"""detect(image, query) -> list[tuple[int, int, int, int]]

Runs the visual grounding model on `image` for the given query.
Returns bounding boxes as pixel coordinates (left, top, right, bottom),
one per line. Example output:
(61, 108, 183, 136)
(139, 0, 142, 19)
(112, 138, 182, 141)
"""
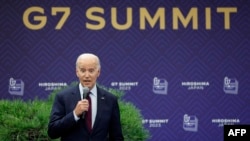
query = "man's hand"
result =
(74, 99, 89, 117)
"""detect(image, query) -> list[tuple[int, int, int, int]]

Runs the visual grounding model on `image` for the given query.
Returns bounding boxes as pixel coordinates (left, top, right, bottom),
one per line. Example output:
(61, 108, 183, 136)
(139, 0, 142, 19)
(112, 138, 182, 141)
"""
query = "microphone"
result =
(81, 87, 89, 119)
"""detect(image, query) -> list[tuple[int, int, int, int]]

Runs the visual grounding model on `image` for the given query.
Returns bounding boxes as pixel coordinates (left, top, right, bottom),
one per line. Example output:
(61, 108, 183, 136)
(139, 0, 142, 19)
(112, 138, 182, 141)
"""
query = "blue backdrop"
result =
(1, 0, 250, 140)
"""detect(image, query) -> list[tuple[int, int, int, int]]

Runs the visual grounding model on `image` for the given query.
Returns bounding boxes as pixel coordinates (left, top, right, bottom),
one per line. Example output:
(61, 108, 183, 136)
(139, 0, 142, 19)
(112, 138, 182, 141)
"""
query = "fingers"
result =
(74, 99, 89, 116)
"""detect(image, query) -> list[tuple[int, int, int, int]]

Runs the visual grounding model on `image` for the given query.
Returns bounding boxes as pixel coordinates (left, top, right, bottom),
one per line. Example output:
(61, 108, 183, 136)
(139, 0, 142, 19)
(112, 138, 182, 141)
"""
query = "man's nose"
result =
(85, 71, 91, 76)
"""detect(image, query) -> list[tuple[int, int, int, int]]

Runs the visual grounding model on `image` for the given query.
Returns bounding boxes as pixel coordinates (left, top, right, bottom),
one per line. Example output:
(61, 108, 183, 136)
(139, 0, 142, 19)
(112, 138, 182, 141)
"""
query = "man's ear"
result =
(97, 69, 101, 77)
(76, 69, 79, 77)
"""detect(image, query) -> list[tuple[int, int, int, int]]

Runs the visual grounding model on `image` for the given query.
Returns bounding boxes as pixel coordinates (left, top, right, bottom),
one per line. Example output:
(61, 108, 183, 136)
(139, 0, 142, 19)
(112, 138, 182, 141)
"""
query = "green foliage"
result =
(0, 98, 56, 141)
(0, 84, 150, 141)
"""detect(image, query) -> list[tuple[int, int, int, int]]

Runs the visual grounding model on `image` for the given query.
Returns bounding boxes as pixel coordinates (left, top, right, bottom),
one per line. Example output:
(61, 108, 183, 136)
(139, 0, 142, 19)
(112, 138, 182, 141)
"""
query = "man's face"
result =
(76, 56, 100, 90)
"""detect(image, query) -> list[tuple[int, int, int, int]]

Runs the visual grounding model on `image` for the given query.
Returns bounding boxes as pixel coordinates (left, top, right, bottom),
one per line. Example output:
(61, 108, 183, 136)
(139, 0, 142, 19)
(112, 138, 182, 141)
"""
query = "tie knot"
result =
(87, 92, 91, 98)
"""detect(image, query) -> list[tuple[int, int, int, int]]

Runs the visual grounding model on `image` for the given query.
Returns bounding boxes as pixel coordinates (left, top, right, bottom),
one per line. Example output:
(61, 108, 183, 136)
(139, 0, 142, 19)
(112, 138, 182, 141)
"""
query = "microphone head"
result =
(83, 87, 89, 94)
(82, 87, 89, 99)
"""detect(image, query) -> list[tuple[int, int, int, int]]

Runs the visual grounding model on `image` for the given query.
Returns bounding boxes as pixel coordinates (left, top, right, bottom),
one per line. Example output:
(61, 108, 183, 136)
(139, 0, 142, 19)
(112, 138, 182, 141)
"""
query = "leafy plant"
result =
(0, 84, 150, 141)
(0, 98, 55, 141)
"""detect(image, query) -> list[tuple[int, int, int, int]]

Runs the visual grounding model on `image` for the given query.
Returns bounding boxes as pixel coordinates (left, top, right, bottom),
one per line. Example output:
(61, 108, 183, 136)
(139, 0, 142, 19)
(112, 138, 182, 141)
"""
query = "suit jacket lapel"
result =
(72, 85, 81, 101)
(92, 87, 105, 130)
(69, 85, 92, 133)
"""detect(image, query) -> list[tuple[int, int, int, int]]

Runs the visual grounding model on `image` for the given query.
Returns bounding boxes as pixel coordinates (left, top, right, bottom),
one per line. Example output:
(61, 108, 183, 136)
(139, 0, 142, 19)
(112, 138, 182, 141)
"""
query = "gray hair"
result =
(75, 53, 101, 69)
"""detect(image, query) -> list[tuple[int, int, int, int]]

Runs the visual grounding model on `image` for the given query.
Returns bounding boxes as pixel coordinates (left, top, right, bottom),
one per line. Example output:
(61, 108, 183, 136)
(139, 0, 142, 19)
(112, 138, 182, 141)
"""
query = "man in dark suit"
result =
(48, 53, 124, 141)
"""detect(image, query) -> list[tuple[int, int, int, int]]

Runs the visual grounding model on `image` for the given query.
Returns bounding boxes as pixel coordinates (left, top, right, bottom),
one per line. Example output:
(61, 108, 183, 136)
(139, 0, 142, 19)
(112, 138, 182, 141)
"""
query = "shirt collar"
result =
(79, 83, 97, 97)
(90, 85, 97, 97)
